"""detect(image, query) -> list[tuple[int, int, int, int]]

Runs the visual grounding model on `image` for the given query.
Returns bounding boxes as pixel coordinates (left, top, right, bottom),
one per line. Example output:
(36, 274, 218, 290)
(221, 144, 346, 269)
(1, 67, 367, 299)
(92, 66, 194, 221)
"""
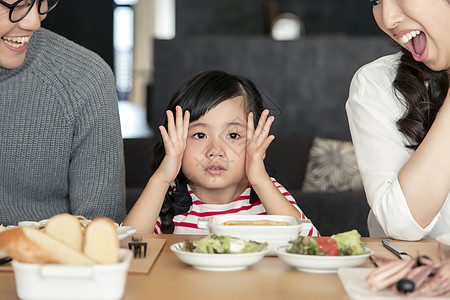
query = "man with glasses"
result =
(0, 0, 127, 225)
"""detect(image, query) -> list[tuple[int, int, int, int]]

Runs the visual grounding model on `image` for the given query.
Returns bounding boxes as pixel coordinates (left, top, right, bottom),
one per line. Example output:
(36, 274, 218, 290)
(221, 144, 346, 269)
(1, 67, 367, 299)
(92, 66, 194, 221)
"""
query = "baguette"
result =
(0, 227, 95, 265)
(45, 213, 83, 252)
(83, 218, 119, 264)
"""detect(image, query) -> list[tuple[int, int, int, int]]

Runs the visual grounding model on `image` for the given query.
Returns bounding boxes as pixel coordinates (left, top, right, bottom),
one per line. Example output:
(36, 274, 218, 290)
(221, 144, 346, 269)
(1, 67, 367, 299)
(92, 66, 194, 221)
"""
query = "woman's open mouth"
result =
(398, 30, 428, 62)
(2, 36, 30, 49)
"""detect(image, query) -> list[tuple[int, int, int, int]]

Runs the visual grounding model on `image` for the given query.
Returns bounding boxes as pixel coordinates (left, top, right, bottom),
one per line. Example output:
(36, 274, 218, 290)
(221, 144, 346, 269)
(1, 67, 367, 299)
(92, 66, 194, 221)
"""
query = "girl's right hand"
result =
(156, 106, 190, 184)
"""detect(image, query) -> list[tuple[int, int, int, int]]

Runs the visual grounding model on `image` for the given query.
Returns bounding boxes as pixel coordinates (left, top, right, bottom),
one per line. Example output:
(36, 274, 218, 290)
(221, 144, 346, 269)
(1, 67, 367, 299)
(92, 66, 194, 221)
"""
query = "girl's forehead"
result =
(192, 97, 247, 125)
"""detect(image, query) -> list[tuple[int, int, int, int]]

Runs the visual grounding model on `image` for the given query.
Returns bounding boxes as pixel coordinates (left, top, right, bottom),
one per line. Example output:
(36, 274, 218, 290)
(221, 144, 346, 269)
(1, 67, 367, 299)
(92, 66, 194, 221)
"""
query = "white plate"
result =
(436, 232, 450, 246)
(170, 242, 268, 272)
(338, 267, 439, 300)
(6, 220, 136, 241)
(117, 226, 137, 241)
(276, 246, 373, 274)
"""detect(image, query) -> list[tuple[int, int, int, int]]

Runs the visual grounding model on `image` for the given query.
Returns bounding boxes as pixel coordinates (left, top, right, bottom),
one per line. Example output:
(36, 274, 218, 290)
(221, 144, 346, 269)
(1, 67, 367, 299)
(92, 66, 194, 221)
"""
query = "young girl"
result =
(124, 70, 318, 235)
(346, 0, 450, 240)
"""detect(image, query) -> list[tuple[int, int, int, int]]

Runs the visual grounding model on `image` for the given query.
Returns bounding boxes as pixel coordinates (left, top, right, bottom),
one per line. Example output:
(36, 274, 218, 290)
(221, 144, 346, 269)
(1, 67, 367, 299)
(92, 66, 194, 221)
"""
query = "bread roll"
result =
(45, 213, 83, 252)
(0, 227, 94, 265)
(83, 218, 119, 264)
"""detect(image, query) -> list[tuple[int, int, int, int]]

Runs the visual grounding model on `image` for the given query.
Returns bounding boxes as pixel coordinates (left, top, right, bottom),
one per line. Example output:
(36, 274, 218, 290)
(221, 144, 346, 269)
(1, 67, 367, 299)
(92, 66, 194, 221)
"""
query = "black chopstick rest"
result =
(0, 256, 12, 265)
(128, 236, 147, 258)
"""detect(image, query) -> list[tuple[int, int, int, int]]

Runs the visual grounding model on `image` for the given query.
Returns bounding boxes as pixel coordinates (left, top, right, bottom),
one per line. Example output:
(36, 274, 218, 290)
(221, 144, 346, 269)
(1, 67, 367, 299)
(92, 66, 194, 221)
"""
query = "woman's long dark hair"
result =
(152, 70, 265, 233)
(394, 48, 449, 149)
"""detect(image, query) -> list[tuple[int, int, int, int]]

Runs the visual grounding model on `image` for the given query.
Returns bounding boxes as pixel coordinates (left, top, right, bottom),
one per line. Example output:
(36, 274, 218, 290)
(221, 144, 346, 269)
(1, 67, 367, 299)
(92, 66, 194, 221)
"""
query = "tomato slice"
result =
(316, 237, 339, 256)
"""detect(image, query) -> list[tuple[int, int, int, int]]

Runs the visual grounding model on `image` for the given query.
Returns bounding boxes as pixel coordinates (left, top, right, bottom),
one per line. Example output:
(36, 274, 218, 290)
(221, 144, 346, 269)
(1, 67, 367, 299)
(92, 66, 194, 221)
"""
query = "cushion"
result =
(302, 137, 363, 192)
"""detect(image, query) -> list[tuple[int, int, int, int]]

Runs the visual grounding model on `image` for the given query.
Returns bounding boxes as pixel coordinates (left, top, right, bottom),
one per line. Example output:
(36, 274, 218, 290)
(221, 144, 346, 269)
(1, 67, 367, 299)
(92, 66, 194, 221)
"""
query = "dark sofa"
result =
(124, 34, 397, 237)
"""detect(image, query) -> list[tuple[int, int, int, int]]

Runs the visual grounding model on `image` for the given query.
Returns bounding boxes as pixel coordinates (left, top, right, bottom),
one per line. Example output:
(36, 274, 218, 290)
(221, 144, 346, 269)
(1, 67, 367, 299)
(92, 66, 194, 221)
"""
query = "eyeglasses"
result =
(0, 0, 59, 23)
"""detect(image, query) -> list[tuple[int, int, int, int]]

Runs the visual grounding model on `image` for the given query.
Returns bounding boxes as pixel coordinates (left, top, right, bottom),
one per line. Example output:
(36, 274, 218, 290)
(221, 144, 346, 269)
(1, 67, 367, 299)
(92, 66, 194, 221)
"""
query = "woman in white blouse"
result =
(346, 0, 450, 240)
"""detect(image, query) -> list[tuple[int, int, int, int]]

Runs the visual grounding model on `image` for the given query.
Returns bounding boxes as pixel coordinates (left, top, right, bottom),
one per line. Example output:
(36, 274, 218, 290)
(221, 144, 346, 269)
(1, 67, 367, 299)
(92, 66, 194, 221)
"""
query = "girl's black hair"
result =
(152, 70, 265, 233)
(393, 48, 449, 149)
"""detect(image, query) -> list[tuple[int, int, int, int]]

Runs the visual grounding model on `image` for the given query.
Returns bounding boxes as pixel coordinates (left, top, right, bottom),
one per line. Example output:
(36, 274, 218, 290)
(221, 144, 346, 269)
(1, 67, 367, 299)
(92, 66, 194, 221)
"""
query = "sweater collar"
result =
(0, 28, 45, 82)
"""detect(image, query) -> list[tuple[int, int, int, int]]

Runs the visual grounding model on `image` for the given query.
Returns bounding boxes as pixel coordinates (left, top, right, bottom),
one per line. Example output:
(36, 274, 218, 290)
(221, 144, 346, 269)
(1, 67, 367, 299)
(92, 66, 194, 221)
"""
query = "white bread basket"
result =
(12, 248, 132, 300)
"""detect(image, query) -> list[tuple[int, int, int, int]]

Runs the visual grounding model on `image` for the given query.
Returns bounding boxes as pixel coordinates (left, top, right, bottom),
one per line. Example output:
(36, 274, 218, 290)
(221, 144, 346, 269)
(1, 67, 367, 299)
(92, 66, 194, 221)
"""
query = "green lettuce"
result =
(286, 230, 369, 256)
(286, 236, 319, 255)
(185, 235, 267, 254)
(331, 229, 368, 255)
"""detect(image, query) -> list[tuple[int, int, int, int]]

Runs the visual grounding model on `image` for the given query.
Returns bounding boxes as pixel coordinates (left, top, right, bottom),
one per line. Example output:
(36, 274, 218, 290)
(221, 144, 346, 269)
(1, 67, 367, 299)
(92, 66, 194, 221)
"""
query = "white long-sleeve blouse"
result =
(346, 52, 450, 241)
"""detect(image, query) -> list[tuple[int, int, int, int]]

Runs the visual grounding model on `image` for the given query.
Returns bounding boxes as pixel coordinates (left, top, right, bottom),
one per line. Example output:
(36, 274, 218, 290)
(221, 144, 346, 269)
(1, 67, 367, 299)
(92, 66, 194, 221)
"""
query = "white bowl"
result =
(276, 246, 373, 274)
(197, 215, 313, 256)
(170, 242, 268, 272)
(12, 249, 132, 300)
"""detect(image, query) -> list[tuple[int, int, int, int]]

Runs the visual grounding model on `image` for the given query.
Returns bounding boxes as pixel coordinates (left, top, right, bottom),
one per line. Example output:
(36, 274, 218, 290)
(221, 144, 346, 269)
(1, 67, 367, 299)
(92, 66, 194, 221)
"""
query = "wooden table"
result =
(0, 235, 448, 300)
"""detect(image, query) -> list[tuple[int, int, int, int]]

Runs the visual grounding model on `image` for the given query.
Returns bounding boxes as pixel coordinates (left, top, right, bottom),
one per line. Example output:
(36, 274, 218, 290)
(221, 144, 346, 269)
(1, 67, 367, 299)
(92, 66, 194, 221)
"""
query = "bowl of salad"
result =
(276, 230, 373, 274)
(170, 235, 269, 271)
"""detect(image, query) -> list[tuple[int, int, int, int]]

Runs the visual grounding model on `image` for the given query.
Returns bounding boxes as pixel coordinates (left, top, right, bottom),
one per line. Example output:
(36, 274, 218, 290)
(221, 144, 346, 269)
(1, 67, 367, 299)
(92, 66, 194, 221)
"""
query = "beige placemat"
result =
(123, 238, 166, 274)
(0, 238, 166, 274)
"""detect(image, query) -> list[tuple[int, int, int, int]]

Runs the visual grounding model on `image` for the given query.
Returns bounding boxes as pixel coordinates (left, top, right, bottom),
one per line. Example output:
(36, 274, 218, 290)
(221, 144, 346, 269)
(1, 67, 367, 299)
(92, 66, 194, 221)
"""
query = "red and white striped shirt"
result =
(154, 177, 319, 236)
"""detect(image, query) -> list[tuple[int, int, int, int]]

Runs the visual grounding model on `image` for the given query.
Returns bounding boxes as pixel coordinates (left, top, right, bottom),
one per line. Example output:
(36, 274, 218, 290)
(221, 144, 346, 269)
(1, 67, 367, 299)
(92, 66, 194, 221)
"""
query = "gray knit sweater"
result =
(0, 28, 126, 225)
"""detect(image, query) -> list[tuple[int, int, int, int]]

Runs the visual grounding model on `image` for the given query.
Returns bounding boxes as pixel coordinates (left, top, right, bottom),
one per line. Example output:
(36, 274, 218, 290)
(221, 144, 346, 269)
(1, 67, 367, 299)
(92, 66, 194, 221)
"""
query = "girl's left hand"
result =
(245, 109, 275, 186)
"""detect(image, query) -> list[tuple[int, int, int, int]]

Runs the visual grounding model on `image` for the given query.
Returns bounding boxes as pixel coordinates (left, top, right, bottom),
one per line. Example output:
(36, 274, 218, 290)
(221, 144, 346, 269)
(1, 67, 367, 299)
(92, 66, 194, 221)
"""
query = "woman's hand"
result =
(245, 109, 275, 186)
(156, 106, 190, 184)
